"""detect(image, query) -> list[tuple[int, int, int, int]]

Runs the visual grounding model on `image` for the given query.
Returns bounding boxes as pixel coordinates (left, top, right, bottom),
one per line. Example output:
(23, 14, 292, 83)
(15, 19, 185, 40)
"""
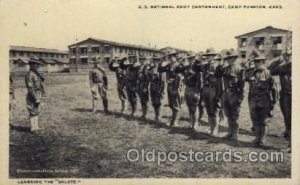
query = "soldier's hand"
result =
(268, 110, 273, 118)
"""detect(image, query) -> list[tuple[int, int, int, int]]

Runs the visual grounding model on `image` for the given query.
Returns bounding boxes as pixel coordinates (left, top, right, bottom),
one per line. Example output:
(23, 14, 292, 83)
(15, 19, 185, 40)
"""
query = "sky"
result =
(1, 0, 299, 52)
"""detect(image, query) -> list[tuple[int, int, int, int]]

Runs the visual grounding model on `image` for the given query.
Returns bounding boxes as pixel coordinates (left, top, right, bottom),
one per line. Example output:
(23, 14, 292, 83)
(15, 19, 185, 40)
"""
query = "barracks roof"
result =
(235, 26, 292, 39)
(10, 46, 68, 54)
(68, 38, 161, 52)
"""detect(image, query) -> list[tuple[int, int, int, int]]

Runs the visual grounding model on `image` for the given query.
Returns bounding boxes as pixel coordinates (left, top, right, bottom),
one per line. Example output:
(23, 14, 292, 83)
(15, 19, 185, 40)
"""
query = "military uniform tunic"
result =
(126, 67, 139, 104)
(25, 70, 46, 116)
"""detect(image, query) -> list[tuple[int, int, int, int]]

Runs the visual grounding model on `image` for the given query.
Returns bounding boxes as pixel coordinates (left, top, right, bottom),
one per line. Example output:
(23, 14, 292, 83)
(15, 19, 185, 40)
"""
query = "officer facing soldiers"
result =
(125, 54, 140, 117)
(181, 53, 202, 130)
(138, 56, 151, 120)
(246, 54, 278, 146)
(89, 57, 108, 113)
(219, 50, 245, 140)
(269, 49, 291, 151)
(25, 58, 47, 133)
(159, 50, 184, 127)
(201, 48, 223, 136)
(149, 56, 165, 122)
(109, 57, 127, 113)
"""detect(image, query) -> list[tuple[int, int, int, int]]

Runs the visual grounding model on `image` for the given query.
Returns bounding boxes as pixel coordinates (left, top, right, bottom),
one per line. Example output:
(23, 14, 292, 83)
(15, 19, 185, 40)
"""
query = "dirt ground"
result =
(9, 72, 290, 178)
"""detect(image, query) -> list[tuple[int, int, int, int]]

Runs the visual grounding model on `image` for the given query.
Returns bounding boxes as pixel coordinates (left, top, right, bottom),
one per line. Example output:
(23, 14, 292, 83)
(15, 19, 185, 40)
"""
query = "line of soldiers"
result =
(104, 48, 291, 150)
(17, 47, 291, 152)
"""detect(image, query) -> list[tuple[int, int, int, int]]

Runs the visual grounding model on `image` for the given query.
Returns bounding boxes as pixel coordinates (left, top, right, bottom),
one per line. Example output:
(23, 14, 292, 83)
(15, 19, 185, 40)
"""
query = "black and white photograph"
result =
(1, 0, 299, 184)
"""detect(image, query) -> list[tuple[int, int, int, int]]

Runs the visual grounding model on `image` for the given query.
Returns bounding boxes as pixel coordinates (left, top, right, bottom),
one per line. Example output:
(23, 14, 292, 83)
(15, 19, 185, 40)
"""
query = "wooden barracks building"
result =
(235, 26, 292, 60)
(68, 38, 162, 72)
(9, 46, 69, 73)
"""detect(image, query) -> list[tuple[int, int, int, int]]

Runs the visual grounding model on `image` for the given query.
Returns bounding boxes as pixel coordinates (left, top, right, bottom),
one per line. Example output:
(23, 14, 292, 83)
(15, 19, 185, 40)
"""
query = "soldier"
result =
(268, 50, 291, 151)
(219, 50, 245, 140)
(138, 56, 151, 120)
(89, 57, 108, 113)
(201, 48, 223, 136)
(149, 56, 165, 122)
(181, 53, 202, 130)
(246, 54, 278, 146)
(25, 58, 47, 133)
(109, 57, 127, 113)
(125, 54, 140, 117)
(159, 50, 184, 127)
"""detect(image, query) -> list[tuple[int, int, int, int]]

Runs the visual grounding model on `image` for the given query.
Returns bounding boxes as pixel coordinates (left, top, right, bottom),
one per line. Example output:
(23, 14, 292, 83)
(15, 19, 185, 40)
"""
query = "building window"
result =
(255, 37, 265, 50)
(12, 51, 16, 57)
(19, 51, 24, 56)
(272, 37, 283, 49)
(80, 48, 87, 55)
(81, 58, 88, 65)
(91, 47, 100, 54)
(103, 46, 110, 53)
(119, 48, 123, 53)
(240, 38, 247, 47)
(71, 48, 76, 55)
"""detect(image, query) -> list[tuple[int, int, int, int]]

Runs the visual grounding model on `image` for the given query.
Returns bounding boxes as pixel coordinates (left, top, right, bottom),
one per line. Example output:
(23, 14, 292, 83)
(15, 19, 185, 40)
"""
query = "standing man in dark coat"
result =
(25, 58, 47, 133)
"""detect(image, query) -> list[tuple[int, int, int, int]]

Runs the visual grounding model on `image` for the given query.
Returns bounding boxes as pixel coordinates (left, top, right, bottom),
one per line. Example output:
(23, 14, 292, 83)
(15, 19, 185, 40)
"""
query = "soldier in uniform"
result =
(219, 50, 245, 140)
(182, 53, 202, 130)
(25, 58, 47, 133)
(246, 54, 278, 146)
(109, 57, 127, 113)
(89, 57, 108, 113)
(201, 48, 223, 136)
(159, 50, 184, 127)
(269, 50, 291, 151)
(149, 56, 165, 122)
(125, 54, 140, 117)
(138, 56, 151, 120)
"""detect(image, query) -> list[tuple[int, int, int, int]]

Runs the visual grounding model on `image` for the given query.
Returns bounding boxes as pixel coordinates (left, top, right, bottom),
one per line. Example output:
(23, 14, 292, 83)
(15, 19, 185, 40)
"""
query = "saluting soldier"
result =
(89, 57, 108, 113)
(246, 53, 278, 146)
(109, 57, 128, 113)
(159, 50, 184, 127)
(201, 48, 223, 136)
(268, 49, 291, 151)
(25, 58, 47, 133)
(149, 56, 165, 122)
(138, 56, 151, 120)
(181, 53, 202, 130)
(125, 54, 140, 117)
(219, 50, 245, 140)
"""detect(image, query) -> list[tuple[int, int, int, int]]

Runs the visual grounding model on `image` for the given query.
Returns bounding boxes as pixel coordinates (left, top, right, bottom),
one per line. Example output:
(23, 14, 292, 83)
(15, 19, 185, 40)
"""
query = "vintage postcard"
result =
(0, 0, 299, 184)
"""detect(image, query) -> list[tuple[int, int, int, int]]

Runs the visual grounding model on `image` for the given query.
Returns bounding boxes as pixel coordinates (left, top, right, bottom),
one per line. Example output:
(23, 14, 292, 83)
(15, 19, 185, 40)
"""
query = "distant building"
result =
(9, 46, 69, 73)
(68, 38, 162, 72)
(160, 47, 190, 58)
(235, 26, 292, 60)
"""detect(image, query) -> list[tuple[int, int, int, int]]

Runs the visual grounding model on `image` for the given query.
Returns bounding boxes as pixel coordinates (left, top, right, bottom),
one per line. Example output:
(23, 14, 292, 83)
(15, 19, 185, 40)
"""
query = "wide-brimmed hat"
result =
(132, 61, 141, 68)
(203, 47, 217, 56)
(167, 49, 177, 56)
(225, 50, 239, 59)
(28, 58, 43, 65)
(253, 54, 266, 61)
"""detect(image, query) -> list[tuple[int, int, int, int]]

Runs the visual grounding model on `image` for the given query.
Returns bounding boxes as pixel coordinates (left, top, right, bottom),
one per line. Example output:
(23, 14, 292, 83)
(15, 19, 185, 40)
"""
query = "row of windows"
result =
(10, 51, 68, 58)
(239, 36, 283, 48)
(70, 46, 157, 56)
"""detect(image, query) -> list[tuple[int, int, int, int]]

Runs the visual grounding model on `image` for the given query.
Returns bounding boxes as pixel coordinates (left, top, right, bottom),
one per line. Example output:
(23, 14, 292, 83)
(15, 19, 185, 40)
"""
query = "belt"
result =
(203, 84, 215, 88)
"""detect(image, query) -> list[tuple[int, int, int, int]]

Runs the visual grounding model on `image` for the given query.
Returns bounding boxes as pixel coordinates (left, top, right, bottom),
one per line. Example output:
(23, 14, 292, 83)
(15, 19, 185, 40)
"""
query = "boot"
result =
(30, 116, 35, 132)
(170, 109, 179, 127)
(92, 99, 96, 113)
(251, 125, 260, 144)
(230, 119, 239, 140)
(154, 107, 161, 122)
(198, 106, 204, 123)
(103, 98, 109, 113)
(131, 102, 137, 117)
(141, 105, 147, 120)
(121, 101, 126, 113)
(210, 116, 219, 136)
(223, 119, 233, 139)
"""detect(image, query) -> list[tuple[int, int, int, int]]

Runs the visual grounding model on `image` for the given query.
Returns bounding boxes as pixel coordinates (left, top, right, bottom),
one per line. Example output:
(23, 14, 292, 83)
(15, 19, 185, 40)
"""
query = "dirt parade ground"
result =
(9, 72, 290, 178)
